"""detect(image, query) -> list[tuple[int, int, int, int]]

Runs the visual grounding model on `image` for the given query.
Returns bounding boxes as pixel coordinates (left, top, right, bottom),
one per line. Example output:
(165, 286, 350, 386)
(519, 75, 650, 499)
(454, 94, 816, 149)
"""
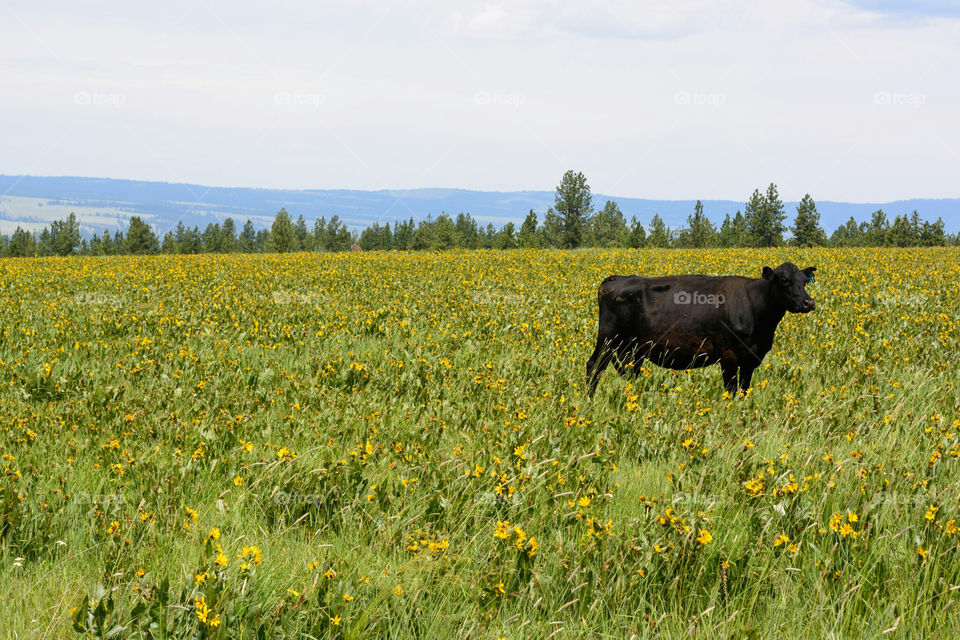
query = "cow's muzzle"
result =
(801, 299, 815, 313)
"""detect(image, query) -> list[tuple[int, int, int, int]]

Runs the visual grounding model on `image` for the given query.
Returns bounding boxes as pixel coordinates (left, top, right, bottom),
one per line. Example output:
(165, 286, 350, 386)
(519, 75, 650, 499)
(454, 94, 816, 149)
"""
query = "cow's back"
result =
(598, 274, 755, 366)
(601, 274, 751, 324)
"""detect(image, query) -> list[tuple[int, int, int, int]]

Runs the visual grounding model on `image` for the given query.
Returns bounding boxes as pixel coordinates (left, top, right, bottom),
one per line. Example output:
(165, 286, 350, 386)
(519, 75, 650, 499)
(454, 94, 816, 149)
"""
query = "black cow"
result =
(586, 262, 816, 397)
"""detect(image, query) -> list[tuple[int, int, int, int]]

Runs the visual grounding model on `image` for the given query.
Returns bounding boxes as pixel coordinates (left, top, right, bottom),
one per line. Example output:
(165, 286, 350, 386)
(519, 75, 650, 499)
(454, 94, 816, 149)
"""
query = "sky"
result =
(1, 0, 959, 203)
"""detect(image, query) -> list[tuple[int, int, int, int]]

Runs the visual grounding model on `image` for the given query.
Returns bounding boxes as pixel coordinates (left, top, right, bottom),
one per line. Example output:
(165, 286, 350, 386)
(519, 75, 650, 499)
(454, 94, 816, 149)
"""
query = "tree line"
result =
(1, 171, 955, 257)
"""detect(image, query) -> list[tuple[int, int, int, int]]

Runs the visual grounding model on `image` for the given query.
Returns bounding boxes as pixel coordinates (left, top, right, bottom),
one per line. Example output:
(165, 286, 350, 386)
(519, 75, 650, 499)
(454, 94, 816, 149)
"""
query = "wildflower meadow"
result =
(1, 247, 959, 638)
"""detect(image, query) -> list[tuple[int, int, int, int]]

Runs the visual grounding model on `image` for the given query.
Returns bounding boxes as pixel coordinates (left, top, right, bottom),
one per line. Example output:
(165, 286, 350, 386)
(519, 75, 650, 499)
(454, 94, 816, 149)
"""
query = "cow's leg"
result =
(586, 336, 615, 398)
(611, 357, 628, 377)
(720, 359, 738, 393)
(612, 340, 637, 378)
(738, 365, 756, 391)
(629, 353, 645, 379)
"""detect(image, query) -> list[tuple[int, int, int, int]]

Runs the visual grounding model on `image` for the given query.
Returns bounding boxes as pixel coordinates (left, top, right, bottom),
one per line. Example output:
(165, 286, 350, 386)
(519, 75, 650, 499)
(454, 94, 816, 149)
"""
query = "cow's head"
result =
(762, 262, 816, 313)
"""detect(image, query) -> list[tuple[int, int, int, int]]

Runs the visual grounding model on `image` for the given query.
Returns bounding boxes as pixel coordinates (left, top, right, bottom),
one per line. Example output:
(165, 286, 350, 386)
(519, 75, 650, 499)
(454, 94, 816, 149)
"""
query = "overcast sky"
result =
(2, 0, 959, 202)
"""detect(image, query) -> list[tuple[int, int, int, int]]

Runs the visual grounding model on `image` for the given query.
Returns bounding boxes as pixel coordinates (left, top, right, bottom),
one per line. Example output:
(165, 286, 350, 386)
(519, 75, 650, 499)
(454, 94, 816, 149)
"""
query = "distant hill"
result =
(1, 174, 957, 235)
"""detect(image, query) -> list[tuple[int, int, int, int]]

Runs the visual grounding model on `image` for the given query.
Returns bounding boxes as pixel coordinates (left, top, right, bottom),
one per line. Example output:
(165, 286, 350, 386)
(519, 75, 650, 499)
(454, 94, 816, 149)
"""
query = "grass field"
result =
(2, 248, 959, 638)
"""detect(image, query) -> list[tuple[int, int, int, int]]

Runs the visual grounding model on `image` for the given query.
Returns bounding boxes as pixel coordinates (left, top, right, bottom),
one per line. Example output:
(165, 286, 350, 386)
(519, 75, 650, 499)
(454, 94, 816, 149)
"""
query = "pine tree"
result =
(554, 170, 593, 248)
(482, 223, 497, 249)
(221, 218, 237, 253)
(541, 208, 564, 248)
(454, 213, 479, 248)
(517, 210, 541, 248)
(382, 223, 394, 250)
(202, 223, 222, 252)
(628, 217, 646, 248)
(124, 216, 159, 254)
(269, 208, 295, 253)
(239, 220, 257, 252)
(88, 232, 102, 256)
(889, 214, 919, 247)
(8, 227, 36, 257)
(496, 222, 517, 249)
(101, 229, 115, 255)
(830, 217, 863, 247)
(254, 229, 269, 251)
(294, 215, 310, 251)
(745, 184, 786, 247)
(411, 216, 436, 250)
(589, 200, 629, 247)
(312, 218, 327, 251)
(865, 210, 888, 246)
(683, 200, 715, 248)
(433, 214, 457, 249)
(790, 194, 827, 246)
(920, 217, 945, 246)
(359, 223, 384, 250)
(38, 227, 54, 256)
(174, 222, 200, 253)
(718, 213, 734, 247)
(325, 216, 352, 251)
(731, 211, 749, 246)
(161, 232, 177, 253)
(50, 213, 81, 256)
(394, 218, 414, 250)
(648, 214, 671, 248)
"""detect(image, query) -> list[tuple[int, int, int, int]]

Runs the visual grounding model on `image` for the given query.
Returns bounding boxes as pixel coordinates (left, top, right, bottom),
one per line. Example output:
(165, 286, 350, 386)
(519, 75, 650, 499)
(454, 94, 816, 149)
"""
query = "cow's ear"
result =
(803, 266, 816, 283)
(762, 266, 774, 280)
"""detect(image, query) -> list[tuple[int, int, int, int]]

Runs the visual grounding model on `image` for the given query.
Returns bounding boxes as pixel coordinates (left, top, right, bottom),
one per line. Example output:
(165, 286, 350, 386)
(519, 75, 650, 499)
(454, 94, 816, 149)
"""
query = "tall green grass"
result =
(0, 248, 958, 638)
